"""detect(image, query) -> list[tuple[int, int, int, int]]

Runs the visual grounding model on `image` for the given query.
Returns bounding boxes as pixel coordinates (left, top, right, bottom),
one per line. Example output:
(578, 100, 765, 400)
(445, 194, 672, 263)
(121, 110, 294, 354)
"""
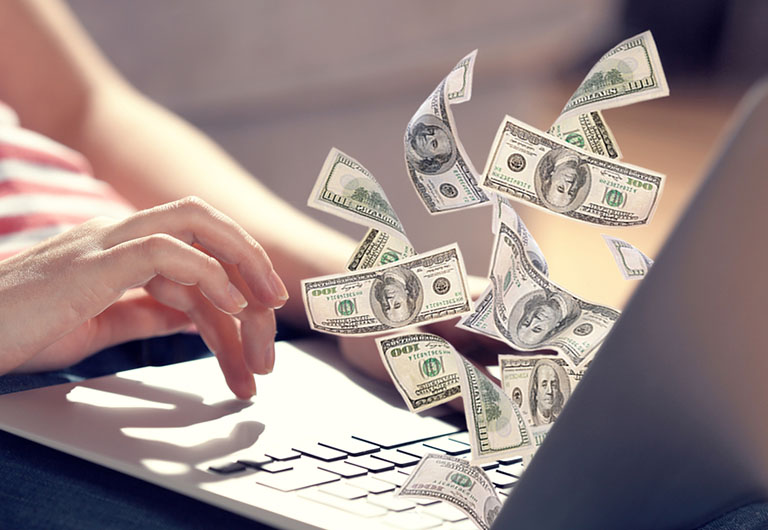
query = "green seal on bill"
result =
(565, 132, 585, 148)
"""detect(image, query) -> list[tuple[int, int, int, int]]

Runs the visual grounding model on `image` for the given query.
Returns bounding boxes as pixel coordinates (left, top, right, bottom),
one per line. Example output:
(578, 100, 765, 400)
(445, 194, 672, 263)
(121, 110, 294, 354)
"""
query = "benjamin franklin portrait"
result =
(405, 114, 457, 175)
(528, 358, 571, 426)
(484, 495, 503, 527)
(534, 148, 591, 213)
(507, 289, 581, 348)
(370, 267, 423, 327)
(527, 250, 549, 277)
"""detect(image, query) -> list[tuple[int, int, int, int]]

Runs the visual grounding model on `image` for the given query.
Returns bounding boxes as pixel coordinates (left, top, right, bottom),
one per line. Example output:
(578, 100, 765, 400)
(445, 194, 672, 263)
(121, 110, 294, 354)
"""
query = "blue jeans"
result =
(697, 504, 768, 530)
(0, 334, 270, 529)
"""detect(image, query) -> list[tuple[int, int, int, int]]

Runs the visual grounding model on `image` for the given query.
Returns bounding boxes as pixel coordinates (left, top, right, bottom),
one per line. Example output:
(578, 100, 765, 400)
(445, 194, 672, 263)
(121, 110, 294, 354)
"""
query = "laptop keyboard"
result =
(207, 430, 523, 529)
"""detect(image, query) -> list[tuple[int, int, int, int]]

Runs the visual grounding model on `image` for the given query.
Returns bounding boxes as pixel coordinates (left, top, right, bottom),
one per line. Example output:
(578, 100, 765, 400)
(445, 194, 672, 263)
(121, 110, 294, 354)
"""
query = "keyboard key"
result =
(319, 437, 380, 456)
(372, 449, 420, 467)
(480, 461, 499, 471)
(207, 461, 246, 474)
(259, 461, 293, 473)
(422, 436, 470, 456)
(448, 432, 471, 445)
(318, 460, 367, 479)
(346, 455, 395, 473)
(452, 519, 483, 529)
(383, 511, 443, 529)
(414, 498, 440, 506)
(374, 469, 409, 487)
(292, 443, 347, 462)
(256, 467, 339, 492)
(353, 427, 459, 449)
(486, 469, 518, 488)
(236, 454, 272, 468)
(299, 489, 388, 518)
(264, 448, 301, 461)
(319, 482, 368, 500)
(345, 476, 396, 494)
(397, 443, 436, 458)
(497, 456, 523, 465)
(498, 461, 525, 477)
(422, 502, 468, 522)
(367, 493, 416, 512)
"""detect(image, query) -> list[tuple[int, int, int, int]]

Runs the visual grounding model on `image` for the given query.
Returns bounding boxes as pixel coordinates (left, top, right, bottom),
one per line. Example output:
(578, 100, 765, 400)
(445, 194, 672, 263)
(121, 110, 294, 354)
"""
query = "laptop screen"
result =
(493, 79, 768, 530)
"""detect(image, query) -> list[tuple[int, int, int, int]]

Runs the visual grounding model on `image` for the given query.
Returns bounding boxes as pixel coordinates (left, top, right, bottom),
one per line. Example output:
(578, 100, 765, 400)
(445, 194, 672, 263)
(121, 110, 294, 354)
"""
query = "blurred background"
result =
(66, 0, 767, 309)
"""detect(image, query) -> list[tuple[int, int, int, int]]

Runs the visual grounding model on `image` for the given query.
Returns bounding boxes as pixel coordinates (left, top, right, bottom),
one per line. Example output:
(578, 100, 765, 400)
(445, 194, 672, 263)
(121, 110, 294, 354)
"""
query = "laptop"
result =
(495, 78, 768, 529)
(0, 79, 766, 530)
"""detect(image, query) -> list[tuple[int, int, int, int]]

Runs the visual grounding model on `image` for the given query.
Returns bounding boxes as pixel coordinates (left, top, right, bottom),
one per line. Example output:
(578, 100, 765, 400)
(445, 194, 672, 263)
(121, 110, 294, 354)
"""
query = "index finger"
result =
(104, 197, 289, 309)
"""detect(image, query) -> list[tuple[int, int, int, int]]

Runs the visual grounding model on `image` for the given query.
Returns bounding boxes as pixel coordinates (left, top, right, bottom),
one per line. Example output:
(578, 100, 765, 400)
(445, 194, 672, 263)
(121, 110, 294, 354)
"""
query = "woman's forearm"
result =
(72, 86, 356, 328)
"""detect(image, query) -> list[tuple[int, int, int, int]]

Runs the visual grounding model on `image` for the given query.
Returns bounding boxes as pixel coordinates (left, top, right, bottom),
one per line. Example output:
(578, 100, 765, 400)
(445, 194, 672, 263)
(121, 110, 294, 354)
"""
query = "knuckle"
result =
(177, 195, 209, 213)
(240, 238, 272, 272)
(83, 215, 114, 229)
(205, 254, 225, 275)
(77, 216, 114, 241)
(250, 239, 266, 258)
(140, 233, 176, 255)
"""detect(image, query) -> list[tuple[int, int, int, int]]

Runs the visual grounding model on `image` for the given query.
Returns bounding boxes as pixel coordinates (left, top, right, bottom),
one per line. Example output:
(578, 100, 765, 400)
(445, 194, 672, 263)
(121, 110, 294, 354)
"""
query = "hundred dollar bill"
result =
(309, 148, 412, 243)
(346, 227, 415, 271)
(491, 200, 548, 275)
(405, 50, 489, 214)
(490, 220, 620, 366)
(547, 31, 669, 161)
(397, 453, 502, 530)
(549, 110, 622, 160)
(490, 193, 508, 234)
(302, 244, 472, 336)
(457, 286, 499, 341)
(481, 115, 665, 226)
(461, 201, 548, 340)
(499, 353, 589, 448)
(559, 30, 669, 119)
(602, 234, 653, 280)
(375, 332, 460, 412)
(444, 49, 476, 104)
(454, 352, 532, 465)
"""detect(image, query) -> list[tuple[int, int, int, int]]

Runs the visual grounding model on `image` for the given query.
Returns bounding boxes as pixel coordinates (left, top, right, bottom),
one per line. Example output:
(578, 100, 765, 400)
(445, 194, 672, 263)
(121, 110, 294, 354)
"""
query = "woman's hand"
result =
(0, 196, 289, 399)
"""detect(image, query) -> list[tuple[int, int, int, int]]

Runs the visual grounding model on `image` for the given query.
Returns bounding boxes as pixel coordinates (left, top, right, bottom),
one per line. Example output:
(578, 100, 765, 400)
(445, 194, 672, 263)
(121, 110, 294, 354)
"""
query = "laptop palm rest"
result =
(495, 80, 768, 530)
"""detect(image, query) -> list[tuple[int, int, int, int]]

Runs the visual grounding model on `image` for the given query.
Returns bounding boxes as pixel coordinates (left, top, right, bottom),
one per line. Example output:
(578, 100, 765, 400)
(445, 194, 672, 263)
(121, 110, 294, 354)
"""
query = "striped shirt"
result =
(0, 101, 135, 260)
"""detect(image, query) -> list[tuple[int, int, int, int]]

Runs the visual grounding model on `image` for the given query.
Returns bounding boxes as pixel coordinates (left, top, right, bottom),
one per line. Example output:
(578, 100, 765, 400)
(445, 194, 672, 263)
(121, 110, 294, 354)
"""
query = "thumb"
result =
(18, 292, 192, 372)
(89, 291, 193, 348)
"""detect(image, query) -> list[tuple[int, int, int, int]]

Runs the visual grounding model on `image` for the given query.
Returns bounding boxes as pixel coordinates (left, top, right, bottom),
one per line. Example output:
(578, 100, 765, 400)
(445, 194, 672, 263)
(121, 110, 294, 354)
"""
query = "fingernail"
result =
(268, 270, 289, 305)
(264, 342, 275, 374)
(228, 282, 248, 309)
(249, 376, 257, 397)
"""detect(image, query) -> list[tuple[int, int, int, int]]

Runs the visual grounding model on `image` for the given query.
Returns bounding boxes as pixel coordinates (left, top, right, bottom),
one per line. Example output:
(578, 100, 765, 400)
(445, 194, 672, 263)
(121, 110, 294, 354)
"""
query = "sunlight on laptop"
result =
(66, 386, 175, 410)
(120, 425, 219, 448)
(140, 458, 192, 476)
